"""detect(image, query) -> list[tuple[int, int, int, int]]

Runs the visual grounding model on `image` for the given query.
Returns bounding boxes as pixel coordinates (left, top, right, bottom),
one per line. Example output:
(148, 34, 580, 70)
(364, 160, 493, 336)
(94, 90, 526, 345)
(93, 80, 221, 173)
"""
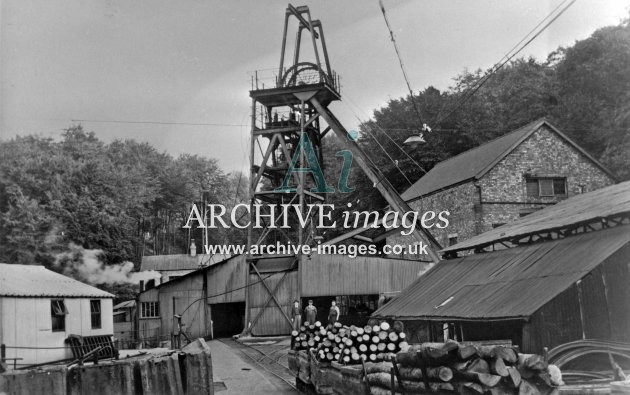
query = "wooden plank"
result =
(248, 266, 293, 333)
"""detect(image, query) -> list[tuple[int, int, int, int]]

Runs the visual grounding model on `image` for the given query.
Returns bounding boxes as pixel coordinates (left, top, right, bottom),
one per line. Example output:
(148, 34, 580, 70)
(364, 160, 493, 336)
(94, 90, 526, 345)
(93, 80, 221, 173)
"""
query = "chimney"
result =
(190, 239, 197, 257)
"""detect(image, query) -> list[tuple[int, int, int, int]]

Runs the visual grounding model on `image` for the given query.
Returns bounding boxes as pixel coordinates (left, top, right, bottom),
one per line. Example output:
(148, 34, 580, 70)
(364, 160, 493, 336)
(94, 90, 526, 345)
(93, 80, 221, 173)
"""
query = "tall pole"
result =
(298, 100, 306, 248)
(244, 97, 257, 334)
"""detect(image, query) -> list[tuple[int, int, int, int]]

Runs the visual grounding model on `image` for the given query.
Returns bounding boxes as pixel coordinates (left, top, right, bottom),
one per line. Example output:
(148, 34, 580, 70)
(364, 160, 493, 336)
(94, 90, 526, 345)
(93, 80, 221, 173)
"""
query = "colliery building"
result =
(388, 118, 615, 252)
(135, 116, 622, 344)
(137, 254, 431, 342)
(139, 253, 229, 286)
(374, 181, 630, 354)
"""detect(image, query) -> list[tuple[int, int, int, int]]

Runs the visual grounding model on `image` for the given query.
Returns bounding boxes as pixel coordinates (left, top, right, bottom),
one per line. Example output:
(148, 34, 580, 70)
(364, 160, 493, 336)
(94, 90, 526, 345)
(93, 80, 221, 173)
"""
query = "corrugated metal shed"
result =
(400, 119, 613, 201)
(140, 253, 230, 271)
(443, 181, 630, 254)
(0, 263, 114, 298)
(301, 254, 431, 297)
(373, 225, 630, 320)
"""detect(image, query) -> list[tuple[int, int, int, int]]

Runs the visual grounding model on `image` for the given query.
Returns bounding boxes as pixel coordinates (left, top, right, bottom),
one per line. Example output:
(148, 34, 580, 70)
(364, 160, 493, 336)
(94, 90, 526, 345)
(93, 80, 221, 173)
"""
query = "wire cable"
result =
(341, 94, 428, 177)
(435, 0, 578, 125)
(378, 0, 426, 129)
(365, 121, 429, 175)
(71, 119, 245, 127)
(360, 121, 414, 186)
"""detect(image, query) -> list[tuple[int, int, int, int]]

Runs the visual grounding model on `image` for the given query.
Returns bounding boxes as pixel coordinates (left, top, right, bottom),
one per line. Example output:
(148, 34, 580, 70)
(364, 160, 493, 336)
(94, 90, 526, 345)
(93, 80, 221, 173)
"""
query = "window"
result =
(90, 300, 101, 329)
(51, 300, 68, 332)
(526, 177, 567, 198)
(447, 233, 458, 246)
(553, 179, 567, 195)
(140, 302, 160, 318)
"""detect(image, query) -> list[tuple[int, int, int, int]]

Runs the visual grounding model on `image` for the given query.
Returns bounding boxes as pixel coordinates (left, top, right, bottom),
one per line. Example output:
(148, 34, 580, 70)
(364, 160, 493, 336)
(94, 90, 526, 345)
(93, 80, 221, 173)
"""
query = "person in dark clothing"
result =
(291, 300, 302, 332)
(304, 299, 317, 324)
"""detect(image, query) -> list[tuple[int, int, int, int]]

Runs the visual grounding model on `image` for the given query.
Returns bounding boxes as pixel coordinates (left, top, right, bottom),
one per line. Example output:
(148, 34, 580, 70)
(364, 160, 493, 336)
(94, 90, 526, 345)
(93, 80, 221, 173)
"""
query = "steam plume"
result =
(54, 243, 160, 285)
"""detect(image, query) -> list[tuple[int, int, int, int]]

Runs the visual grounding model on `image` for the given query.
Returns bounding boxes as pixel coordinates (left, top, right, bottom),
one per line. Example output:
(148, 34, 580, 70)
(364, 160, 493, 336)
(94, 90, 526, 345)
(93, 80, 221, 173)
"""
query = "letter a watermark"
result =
(275, 133, 335, 193)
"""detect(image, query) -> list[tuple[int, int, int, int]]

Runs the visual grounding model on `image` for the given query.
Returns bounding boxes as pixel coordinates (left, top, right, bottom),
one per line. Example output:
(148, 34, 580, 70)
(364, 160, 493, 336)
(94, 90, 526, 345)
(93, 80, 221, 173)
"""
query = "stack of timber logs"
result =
(292, 321, 410, 364)
(292, 321, 330, 352)
(363, 341, 563, 395)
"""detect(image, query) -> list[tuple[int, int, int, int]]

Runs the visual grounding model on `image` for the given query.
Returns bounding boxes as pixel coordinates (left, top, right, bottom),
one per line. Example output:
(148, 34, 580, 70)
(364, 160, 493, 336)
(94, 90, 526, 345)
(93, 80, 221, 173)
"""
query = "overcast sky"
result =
(1, 0, 628, 173)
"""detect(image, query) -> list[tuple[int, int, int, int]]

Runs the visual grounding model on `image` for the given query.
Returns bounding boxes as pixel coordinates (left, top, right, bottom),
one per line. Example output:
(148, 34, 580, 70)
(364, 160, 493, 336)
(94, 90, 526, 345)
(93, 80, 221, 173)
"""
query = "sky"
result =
(1, 0, 628, 173)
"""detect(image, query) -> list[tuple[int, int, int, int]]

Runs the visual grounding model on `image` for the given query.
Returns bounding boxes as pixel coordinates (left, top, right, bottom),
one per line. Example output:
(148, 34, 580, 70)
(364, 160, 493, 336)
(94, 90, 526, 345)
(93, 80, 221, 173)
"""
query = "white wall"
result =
(0, 297, 113, 367)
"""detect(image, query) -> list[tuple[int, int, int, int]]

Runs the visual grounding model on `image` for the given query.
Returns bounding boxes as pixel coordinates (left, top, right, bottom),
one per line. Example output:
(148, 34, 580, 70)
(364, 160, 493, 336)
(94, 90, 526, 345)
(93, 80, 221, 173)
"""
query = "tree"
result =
(355, 16, 630, 208)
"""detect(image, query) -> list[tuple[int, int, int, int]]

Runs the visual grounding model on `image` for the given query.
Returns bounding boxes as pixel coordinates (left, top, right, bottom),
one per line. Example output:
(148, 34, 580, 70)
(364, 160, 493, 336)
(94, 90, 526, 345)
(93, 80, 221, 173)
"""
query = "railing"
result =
(1, 344, 23, 369)
(250, 63, 341, 94)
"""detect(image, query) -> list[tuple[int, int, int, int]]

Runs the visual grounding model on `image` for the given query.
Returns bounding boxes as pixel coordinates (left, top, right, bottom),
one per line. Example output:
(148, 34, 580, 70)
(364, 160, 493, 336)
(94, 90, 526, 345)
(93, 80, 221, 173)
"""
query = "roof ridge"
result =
(402, 118, 548, 200)
(432, 118, 546, 169)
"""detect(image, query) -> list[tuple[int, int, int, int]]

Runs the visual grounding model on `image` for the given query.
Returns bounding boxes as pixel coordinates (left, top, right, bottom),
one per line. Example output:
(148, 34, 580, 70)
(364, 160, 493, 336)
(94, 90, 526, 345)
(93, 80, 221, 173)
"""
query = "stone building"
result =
(388, 118, 615, 256)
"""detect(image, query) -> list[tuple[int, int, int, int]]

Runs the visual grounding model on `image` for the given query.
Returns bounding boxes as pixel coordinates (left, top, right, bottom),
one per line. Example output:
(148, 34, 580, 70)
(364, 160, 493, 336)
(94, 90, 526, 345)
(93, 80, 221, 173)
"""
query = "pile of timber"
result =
(292, 321, 330, 352)
(364, 341, 563, 395)
(292, 321, 410, 364)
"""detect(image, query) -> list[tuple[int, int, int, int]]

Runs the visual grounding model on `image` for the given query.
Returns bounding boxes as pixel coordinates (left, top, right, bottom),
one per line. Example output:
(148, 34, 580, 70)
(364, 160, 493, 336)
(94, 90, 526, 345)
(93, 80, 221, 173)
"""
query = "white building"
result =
(0, 263, 114, 367)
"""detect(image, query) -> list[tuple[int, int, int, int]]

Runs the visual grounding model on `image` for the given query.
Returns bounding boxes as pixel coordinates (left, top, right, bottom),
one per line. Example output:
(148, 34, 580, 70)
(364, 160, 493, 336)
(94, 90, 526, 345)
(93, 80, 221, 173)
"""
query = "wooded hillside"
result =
(323, 17, 630, 222)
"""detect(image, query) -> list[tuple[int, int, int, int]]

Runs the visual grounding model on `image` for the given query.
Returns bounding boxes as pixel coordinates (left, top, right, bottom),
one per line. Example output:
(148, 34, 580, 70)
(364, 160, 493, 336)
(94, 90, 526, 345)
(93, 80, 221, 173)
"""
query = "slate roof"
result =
(401, 118, 614, 201)
(0, 263, 114, 298)
(442, 181, 630, 254)
(373, 225, 630, 320)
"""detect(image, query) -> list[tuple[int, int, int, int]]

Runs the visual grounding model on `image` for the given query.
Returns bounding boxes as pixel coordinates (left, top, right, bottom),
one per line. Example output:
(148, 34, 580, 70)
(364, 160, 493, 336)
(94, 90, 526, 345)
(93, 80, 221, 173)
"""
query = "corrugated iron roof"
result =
(400, 119, 614, 201)
(443, 181, 630, 254)
(140, 253, 230, 271)
(373, 225, 630, 320)
(151, 254, 241, 291)
(0, 263, 114, 298)
(113, 300, 135, 310)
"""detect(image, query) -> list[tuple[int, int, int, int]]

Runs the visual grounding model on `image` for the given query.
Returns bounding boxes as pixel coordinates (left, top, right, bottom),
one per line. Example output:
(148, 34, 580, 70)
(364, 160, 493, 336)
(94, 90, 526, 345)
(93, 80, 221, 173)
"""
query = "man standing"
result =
(304, 300, 317, 324)
(377, 293, 387, 309)
(328, 300, 340, 326)
(291, 300, 302, 331)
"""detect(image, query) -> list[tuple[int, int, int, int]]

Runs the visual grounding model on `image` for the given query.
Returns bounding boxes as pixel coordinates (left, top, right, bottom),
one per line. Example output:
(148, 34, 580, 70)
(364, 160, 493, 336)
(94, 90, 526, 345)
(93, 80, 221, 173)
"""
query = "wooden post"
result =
(576, 281, 587, 339)
(361, 359, 370, 395)
(392, 356, 406, 394)
(203, 273, 212, 339)
(390, 367, 396, 395)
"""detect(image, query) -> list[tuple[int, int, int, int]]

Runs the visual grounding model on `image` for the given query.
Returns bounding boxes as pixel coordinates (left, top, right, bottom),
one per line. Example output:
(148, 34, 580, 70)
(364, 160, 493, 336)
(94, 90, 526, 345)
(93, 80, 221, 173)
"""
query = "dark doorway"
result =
(300, 296, 335, 326)
(301, 294, 379, 328)
(210, 302, 245, 338)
